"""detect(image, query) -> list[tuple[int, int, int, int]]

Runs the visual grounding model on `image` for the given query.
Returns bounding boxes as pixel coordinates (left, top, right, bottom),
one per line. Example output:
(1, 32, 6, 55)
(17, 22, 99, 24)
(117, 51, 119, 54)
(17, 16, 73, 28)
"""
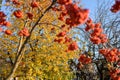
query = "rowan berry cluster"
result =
(18, 28, 30, 37)
(13, 10, 23, 18)
(78, 54, 91, 64)
(85, 19, 108, 44)
(110, 68, 120, 80)
(0, 11, 11, 35)
(58, 0, 89, 27)
(99, 48, 120, 62)
(111, 0, 120, 13)
(12, 0, 21, 5)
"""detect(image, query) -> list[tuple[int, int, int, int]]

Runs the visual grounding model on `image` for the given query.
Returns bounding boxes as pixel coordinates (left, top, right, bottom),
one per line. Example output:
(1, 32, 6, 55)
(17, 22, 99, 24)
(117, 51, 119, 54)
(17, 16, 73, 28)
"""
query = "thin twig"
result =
(7, 52, 14, 65)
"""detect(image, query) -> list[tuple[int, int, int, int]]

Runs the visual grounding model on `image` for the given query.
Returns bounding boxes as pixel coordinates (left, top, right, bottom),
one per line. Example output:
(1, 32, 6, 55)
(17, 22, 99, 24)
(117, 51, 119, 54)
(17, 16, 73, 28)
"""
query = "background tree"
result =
(70, 0, 120, 80)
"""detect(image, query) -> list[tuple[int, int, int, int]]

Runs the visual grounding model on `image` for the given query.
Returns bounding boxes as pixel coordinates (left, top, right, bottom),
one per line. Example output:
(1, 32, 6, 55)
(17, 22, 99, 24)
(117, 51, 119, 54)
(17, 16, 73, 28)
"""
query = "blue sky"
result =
(81, 0, 114, 18)
(81, 0, 98, 18)
(81, 0, 97, 12)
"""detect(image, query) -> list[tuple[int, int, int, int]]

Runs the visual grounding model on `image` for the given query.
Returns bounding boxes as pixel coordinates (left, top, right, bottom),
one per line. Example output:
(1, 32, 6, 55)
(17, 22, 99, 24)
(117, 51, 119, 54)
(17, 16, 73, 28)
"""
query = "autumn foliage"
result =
(0, 0, 120, 80)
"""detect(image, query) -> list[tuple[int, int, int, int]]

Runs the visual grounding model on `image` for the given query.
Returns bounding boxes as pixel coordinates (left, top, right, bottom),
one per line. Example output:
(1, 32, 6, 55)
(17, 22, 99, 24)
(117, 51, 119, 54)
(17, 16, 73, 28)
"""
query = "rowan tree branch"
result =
(6, 0, 57, 79)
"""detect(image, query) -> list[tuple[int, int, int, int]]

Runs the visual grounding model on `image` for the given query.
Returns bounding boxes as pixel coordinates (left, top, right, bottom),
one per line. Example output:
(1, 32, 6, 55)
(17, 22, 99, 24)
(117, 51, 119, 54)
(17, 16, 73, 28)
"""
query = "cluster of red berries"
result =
(30, 1, 39, 8)
(18, 28, 30, 37)
(67, 42, 78, 51)
(57, 31, 66, 37)
(54, 30, 78, 51)
(12, 0, 21, 5)
(78, 54, 91, 64)
(26, 12, 34, 20)
(58, 0, 72, 5)
(54, 31, 78, 51)
(0, 11, 12, 35)
(110, 68, 120, 80)
(13, 10, 23, 18)
(55, 31, 74, 43)
(58, 1, 89, 27)
(111, 0, 120, 13)
(85, 19, 108, 44)
(99, 48, 120, 62)
(13, 10, 34, 20)
(0, 12, 11, 27)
